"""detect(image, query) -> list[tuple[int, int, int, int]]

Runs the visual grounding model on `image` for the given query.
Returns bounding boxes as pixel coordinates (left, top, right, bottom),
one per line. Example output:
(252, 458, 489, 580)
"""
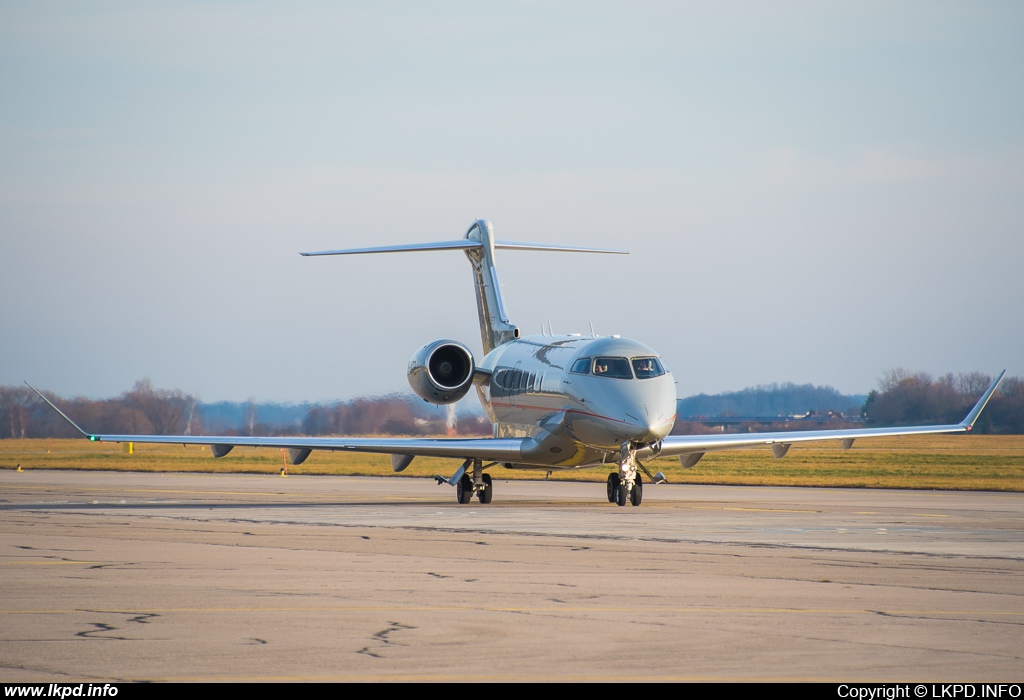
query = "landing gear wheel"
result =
(630, 472, 643, 507)
(456, 474, 473, 504)
(616, 478, 628, 507)
(477, 473, 493, 504)
(606, 473, 620, 503)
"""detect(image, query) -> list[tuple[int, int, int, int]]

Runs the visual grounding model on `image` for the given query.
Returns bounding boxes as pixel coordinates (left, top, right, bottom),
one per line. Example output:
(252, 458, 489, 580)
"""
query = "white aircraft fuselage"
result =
(478, 334, 677, 467)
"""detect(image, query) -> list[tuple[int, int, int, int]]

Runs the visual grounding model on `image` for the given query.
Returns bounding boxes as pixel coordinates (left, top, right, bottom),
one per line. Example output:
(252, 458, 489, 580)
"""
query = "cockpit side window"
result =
(570, 358, 591, 374)
(631, 356, 666, 379)
(592, 357, 632, 379)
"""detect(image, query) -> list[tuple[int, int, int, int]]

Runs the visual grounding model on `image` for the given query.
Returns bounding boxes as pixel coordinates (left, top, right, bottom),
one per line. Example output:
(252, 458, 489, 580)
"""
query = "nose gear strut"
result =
(607, 443, 644, 506)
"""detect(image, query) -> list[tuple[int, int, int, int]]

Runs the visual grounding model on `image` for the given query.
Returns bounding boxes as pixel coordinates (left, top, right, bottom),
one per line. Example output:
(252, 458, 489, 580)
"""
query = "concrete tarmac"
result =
(1, 470, 1023, 681)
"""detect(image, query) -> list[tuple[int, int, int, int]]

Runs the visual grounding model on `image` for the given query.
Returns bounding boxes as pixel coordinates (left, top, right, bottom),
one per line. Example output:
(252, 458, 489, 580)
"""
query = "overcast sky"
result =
(1, 2, 1021, 403)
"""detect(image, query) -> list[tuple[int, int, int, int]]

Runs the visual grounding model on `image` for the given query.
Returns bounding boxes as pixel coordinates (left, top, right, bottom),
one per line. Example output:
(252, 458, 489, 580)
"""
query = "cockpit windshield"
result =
(631, 356, 666, 379)
(592, 357, 632, 379)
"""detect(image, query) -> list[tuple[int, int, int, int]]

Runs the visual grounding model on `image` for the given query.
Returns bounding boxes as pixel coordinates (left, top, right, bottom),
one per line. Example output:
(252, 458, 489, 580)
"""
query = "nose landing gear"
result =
(606, 473, 619, 503)
(607, 447, 644, 507)
(630, 472, 643, 506)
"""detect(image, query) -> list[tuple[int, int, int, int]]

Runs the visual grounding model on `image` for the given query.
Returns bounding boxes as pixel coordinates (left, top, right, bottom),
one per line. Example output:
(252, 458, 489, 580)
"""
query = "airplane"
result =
(31, 218, 1006, 507)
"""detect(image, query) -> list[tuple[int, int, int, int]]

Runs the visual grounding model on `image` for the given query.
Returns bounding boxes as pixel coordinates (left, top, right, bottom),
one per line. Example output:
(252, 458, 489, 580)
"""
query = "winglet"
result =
(24, 382, 97, 440)
(959, 370, 1006, 430)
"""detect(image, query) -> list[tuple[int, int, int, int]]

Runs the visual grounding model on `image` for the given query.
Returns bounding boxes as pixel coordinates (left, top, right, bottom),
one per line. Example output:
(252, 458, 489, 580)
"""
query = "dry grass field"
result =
(2, 434, 1023, 491)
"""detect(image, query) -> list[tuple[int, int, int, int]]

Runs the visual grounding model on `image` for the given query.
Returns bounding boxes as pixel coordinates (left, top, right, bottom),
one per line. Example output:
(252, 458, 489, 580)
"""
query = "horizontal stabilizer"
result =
(300, 240, 481, 257)
(494, 240, 628, 254)
(301, 239, 628, 257)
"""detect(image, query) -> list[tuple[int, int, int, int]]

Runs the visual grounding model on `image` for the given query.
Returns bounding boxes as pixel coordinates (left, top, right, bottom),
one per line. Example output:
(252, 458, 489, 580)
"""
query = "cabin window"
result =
(631, 357, 666, 379)
(570, 358, 591, 374)
(592, 357, 632, 379)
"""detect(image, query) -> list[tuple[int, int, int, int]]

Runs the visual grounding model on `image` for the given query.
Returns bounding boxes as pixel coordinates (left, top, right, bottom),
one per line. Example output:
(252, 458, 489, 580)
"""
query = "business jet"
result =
(31, 219, 1005, 506)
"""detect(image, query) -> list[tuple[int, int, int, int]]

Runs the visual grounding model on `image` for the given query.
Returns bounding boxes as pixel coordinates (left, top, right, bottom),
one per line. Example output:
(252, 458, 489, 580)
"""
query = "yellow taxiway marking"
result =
(0, 560, 101, 566)
(720, 507, 818, 513)
(0, 484, 318, 498)
(1, 484, 435, 502)
(2, 606, 1021, 616)
(684, 505, 819, 515)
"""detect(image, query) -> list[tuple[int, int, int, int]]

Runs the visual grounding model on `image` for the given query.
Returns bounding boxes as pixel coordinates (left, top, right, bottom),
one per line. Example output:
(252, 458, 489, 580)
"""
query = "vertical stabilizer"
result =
(464, 219, 519, 354)
(299, 219, 625, 355)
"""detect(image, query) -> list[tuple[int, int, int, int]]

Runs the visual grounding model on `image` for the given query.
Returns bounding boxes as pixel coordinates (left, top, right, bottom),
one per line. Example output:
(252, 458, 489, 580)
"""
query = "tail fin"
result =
(301, 219, 627, 355)
(464, 219, 517, 354)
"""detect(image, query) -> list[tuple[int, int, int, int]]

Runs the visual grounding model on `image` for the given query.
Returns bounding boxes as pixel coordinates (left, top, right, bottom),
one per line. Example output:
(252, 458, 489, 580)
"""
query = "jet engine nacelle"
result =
(407, 339, 475, 405)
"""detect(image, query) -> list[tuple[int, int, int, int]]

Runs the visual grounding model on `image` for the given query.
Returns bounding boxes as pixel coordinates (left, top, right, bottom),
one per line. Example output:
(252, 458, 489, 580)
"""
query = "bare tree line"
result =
(2, 371, 1022, 439)
(863, 370, 1024, 433)
(0, 380, 490, 439)
(301, 395, 490, 436)
(0, 380, 197, 439)
(678, 382, 866, 418)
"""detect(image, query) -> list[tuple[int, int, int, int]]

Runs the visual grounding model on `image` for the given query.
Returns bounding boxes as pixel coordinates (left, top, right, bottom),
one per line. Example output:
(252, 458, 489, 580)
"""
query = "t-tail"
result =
(300, 219, 627, 355)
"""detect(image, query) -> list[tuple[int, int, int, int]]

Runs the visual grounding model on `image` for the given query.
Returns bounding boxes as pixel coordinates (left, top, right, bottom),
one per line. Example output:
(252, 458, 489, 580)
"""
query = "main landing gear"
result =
(607, 471, 642, 506)
(437, 459, 494, 505)
(456, 473, 492, 504)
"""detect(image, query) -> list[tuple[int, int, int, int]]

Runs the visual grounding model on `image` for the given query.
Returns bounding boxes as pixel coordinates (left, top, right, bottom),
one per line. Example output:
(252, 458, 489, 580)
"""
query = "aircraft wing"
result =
(653, 370, 1005, 461)
(26, 383, 526, 465)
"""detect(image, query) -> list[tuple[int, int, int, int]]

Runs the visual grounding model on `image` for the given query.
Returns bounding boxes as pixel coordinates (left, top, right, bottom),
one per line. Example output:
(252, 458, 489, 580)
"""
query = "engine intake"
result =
(408, 340, 475, 404)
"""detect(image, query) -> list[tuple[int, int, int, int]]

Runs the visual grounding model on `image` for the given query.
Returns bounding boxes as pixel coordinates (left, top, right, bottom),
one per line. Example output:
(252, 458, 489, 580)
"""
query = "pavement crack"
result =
(75, 622, 127, 641)
(356, 621, 416, 659)
(873, 610, 1024, 629)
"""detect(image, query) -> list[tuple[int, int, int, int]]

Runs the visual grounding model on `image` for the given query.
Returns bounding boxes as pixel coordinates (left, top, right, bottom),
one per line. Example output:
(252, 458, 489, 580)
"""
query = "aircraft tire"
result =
(630, 473, 643, 507)
(606, 473, 619, 503)
(456, 474, 473, 504)
(616, 480, 628, 507)
(478, 473, 493, 504)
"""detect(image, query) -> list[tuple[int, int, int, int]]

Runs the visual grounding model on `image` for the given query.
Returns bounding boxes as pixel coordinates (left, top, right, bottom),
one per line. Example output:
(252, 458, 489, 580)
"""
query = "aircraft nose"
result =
(630, 418, 670, 444)
(622, 404, 673, 444)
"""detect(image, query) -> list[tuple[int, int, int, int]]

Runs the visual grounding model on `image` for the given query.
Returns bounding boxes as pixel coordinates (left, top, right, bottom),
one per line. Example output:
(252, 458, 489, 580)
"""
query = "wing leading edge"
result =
(27, 370, 1005, 469)
(652, 370, 1006, 460)
(25, 383, 526, 464)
